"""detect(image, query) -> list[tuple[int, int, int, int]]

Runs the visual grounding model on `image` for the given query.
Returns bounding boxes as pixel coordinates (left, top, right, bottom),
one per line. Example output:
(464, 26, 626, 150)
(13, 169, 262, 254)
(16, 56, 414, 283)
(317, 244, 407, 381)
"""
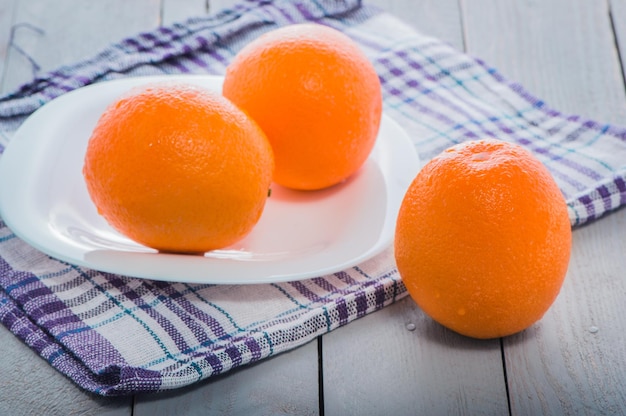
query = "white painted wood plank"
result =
(462, 0, 626, 124)
(134, 340, 320, 416)
(322, 297, 509, 415)
(162, 0, 207, 26)
(367, 0, 464, 51)
(1, 0, 160, 93)
(0, 324, 132, 416)
(503, 209, 626, 415)
(321, 2, 508, 414)
(0, 1, 156, 414)
(464, 1, 626, 414)
(128, 2, 321, 413)
(0, 0, 16, 84)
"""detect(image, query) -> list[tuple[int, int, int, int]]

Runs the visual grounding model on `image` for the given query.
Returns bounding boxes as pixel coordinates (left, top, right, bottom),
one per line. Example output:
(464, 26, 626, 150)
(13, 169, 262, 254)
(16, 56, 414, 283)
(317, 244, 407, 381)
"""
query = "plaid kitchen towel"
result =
(1, 0, 626, 396)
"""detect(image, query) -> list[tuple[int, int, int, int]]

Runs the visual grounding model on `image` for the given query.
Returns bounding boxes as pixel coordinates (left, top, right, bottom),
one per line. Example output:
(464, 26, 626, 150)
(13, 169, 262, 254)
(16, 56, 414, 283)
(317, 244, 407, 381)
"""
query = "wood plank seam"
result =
(318, 337, 325, 416)
(608, 6, 626, 93)
(500, 338, 513, 416)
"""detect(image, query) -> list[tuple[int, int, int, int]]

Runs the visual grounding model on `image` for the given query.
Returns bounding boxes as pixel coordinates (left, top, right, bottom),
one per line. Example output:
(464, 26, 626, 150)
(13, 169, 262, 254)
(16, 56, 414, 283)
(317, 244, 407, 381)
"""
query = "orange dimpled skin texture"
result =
(223, 23, 382, 190)
(83, 83, 274, 253)
(394, 139, 572, 339)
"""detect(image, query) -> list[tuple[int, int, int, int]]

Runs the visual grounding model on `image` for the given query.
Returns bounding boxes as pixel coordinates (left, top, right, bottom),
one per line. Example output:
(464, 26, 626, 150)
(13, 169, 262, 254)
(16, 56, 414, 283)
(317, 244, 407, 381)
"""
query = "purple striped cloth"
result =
(1, 0, 625, 396)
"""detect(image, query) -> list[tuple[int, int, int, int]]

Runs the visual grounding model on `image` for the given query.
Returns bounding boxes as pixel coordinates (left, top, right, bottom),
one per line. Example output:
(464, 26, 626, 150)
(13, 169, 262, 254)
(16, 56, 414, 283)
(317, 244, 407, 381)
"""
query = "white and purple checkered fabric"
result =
(1, 0, 625, 396)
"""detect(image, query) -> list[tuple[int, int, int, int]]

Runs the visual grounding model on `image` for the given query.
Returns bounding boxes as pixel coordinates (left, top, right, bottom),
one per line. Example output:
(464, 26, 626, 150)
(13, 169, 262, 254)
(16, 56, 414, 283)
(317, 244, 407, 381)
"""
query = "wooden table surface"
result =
(1, 1, 626, 415)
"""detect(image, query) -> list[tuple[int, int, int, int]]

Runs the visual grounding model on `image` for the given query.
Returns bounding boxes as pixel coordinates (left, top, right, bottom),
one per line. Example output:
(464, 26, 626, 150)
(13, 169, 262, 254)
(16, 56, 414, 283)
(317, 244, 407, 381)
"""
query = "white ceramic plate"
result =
(0, 75, 420, 284)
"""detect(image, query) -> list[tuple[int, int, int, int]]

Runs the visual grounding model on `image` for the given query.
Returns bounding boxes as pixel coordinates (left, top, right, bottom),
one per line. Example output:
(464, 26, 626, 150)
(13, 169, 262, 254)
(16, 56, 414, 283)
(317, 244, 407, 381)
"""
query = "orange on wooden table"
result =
(394, 139, 572, 339)
(83, 83, 274, 254)
(223, 23, 382, 191)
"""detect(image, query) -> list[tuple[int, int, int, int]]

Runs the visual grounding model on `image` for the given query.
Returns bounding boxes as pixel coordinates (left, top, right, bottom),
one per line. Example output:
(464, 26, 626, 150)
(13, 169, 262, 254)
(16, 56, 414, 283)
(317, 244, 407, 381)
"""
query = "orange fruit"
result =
(83, 83, 274, 253)
(394, 139, 571, 339)
(222, 23, 382, 190)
